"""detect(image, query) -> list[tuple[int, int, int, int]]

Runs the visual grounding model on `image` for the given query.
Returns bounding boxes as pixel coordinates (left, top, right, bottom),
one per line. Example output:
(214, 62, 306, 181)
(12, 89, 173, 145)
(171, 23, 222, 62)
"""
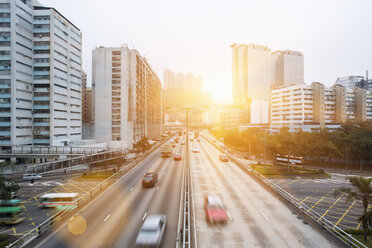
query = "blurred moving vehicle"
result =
(175, 137, 179, 143)
(0, 199, 25, 224)
(39, 193, 78, 208)
(181, 141, 185, 145)
(197, 138, 200, 142)
(190, 138, 193, 141)
(171, 143, 176, 148)
(204, 195, 228, 224)
(160, 144, 173, 158)
(174, 153, 182, 161)
(192, 148, 200, 153)
(136, 215, 167, 248)
(219, 154, 228, 162)
(142, 172, 158, 188)
(22, 173, 42, 181)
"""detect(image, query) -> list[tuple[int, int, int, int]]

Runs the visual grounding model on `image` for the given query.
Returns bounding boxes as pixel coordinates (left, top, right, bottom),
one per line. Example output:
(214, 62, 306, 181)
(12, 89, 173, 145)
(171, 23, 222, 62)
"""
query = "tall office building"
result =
(0, 0, 82, 150)
(93, 46, 162, 149)
(231, 43, 273, 104)
(272, 50, 304, 87)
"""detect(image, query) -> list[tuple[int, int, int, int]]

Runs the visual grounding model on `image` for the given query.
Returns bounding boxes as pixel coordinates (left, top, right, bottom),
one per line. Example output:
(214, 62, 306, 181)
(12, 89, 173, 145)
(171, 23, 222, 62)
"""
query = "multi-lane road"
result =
(32, 135, 335, 248)
(36, 141, 184, 248)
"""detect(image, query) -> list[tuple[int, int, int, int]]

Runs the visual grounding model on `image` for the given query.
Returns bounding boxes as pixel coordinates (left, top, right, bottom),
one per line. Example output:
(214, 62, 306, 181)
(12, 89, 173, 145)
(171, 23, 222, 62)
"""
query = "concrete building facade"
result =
(0, 0, 82, 151)
(93, 46, 162, 149)
(231, 43, 273, 104)
(272, 50, 304, 87)
(271, 83, 372, 132)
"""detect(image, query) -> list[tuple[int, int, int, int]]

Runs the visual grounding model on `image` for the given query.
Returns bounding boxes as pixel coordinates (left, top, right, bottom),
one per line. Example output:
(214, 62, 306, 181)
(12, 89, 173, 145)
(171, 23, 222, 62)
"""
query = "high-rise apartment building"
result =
(272, 50, 304, 87)
(163, 69, 203, 92)
(0, 0, 82, 150)
(93, 46, 162, 149)
(271, 83, 372, 132)
(231, 43, 273, 104)
(33, 4, 82, 146)
(163, 68, 175, 89)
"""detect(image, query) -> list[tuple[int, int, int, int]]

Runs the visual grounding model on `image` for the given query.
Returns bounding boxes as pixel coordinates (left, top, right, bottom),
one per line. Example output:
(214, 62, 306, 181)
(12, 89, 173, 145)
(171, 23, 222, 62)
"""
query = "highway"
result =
(191, 136, 336, 248)
(35, 139, 184, 248)
(33, 133, 337, 248)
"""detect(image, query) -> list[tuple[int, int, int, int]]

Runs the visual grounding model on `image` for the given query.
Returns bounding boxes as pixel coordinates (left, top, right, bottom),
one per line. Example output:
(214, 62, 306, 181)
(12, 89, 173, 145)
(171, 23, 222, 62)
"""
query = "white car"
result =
(192, 148, 200, 153)
(22, 173, 42, 181)
(136, 215, 167, 247)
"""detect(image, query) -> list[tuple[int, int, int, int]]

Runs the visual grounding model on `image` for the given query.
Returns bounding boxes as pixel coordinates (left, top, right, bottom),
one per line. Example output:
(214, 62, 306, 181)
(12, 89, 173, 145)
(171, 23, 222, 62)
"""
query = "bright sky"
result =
(40, 0, 372, 103)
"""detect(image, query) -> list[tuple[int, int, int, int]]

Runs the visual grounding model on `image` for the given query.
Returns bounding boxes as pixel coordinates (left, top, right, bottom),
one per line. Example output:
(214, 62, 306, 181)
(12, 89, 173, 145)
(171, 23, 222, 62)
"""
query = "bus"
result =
(39, 193, 79, 209)
(0, 199, 25, 224)
(275, 154, 304, 166)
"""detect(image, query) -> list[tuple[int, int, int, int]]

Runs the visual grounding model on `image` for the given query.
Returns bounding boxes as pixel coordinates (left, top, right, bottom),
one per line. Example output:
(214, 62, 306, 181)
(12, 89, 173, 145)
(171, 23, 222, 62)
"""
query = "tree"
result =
(359, 211, 372, 242)
(137, 137, 151, 152)
(0, 176, 20, 200)
(335, 176, 372, 241)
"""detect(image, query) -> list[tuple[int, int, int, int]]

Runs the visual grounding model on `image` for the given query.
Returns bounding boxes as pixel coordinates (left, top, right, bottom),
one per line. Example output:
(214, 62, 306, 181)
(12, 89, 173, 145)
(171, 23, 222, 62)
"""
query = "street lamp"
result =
(345, 142, 348, 178)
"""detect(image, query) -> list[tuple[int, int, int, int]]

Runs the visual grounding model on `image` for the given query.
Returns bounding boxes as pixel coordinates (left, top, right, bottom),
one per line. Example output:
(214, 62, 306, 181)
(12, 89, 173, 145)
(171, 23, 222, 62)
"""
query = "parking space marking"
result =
(287, 179, 300, 185)
(308, 196, 326, 212)
(301, 179, 311, 185)
(67, 182, 89, 194)
(300, 196, 311, 203)
(335, 200, 357, 227)
(319, 196, 342, 220)
(59, 185, 74, 193)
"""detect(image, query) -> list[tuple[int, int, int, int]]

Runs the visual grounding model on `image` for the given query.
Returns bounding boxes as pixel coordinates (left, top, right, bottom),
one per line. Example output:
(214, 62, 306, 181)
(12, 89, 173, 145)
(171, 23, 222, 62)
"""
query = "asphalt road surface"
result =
(191, 137, 335, 248)
(35, 139, 184, 248)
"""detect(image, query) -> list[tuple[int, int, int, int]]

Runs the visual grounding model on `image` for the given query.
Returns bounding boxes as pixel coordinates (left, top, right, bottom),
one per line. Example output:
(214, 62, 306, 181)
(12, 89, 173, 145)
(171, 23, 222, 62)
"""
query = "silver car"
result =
(22, 173, 42, 181)
(136, 215, 167, 247)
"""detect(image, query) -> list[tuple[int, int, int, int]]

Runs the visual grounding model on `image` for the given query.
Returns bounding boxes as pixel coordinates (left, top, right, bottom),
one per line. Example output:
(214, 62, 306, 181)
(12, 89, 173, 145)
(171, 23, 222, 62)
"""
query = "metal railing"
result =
(7, 138, 170, 248)
(1, 145, 107, 155)
(201, 133, 367, 248)
(24, 148, 128, 174)
(181, 144, 192, 248)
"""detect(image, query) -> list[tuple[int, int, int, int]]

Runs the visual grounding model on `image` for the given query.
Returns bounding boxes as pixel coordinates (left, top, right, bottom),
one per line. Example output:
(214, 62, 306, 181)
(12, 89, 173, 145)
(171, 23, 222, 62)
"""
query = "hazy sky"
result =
(40, 0, 372, 101)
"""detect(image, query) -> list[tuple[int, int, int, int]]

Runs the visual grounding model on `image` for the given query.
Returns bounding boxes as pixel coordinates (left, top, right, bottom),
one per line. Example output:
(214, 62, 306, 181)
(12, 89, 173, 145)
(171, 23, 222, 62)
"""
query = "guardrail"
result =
(24, 148, 128, 175)
(201, 133, 367, 248)
(181, 143, 192, 248)
(7, 137, 172, 248)
(1, 145, 106, 155)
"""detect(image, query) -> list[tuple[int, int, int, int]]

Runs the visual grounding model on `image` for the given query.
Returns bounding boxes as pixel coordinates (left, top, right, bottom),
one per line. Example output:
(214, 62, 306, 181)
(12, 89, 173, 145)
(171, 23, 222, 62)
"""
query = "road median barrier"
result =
(7, 136, 174, 248)
(201, 133, 367, 248)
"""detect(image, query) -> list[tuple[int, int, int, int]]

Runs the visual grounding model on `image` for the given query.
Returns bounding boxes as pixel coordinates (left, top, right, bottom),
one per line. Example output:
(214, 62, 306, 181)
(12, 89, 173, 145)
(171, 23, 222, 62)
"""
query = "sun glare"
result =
(210, 86, 230, 103)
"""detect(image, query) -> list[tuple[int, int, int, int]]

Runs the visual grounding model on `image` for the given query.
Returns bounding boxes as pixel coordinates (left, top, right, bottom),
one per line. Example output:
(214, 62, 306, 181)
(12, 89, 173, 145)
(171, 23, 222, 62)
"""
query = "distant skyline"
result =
(40, 0, 372, 102)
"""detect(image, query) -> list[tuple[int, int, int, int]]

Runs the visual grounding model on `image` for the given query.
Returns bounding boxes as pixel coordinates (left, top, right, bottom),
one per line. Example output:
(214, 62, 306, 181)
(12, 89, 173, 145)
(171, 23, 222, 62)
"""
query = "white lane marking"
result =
(142, 212, 147, 220)
(104, 214, 110, 222)
(260, 211, 272, 225)
(130, 187, 134, 192)
(226, 210, 232, 222)
(156, 186, 159, 191)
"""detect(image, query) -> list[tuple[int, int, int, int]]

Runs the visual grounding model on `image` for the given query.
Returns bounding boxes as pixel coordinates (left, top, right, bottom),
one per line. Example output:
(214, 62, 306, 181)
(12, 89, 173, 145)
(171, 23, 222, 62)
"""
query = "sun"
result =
(209, 85, 231, 103)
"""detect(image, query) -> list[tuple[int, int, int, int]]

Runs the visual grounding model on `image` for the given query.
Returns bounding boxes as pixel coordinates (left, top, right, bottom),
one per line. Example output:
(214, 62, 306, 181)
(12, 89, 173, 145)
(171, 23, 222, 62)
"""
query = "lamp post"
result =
(345, 142, 348, 179)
